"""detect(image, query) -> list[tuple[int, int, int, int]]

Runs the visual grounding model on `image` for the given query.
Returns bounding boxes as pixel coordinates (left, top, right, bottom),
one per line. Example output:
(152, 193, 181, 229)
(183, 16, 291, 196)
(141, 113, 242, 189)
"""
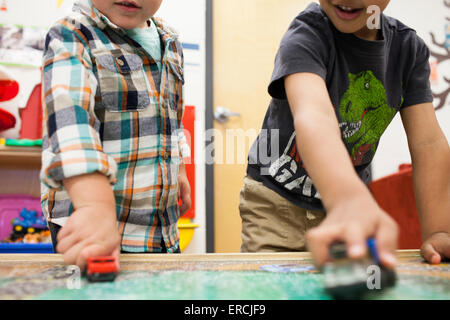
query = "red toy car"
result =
(86, 256, 119, 282)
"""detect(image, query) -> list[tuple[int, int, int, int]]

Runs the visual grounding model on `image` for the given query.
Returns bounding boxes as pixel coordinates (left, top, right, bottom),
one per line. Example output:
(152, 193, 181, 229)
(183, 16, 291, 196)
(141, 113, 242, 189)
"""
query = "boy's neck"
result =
(353, 26, 382, 41)
(138, 20, 150, 29)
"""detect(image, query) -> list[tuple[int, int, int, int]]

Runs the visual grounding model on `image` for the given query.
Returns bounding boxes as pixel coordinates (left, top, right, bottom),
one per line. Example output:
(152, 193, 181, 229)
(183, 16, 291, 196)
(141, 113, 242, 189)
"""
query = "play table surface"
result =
(0, 250, 448, 300)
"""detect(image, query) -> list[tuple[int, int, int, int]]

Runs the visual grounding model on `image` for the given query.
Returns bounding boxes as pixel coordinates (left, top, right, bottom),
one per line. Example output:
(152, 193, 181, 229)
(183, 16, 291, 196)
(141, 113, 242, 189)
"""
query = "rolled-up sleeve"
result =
(41, 23, 117, 189)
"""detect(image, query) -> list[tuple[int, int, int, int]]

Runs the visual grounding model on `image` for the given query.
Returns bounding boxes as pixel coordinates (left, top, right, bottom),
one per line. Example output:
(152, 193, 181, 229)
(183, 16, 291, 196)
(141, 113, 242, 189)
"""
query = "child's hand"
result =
(178, 170, 191, 215)
(421, 232, 450, 264)
(306, 195, 399, 269)
(178, 162, 191, 215)
(56, 203, 121, 271)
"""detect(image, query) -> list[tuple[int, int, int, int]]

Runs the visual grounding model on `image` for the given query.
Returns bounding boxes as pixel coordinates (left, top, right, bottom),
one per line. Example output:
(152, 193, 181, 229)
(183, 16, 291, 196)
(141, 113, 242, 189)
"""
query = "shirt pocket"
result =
(93, 49, 150, 112)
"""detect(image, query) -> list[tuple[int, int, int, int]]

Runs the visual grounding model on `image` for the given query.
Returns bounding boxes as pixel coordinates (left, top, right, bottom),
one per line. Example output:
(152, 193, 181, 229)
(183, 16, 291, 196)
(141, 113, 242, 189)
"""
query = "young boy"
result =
(41, 0, 191, 270)
(241, 0, 450, 268)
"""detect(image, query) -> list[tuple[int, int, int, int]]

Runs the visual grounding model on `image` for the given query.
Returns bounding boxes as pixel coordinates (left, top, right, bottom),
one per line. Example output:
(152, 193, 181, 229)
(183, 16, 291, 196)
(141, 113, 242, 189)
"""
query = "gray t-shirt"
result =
(247, 2, 433, 211)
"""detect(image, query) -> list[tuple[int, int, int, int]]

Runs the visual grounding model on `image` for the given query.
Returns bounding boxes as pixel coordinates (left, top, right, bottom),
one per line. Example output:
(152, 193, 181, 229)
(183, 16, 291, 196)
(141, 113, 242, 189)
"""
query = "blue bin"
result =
(0, 243, 53, 253)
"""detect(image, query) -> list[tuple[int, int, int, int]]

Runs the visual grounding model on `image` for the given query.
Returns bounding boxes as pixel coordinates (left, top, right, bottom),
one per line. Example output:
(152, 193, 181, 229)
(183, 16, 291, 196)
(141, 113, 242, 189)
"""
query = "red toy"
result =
(0, 108, 15, 132)
(0, 78, 19, 132)
(86, 256, 119, 282)
(0, 79, 19, 102)
(19, 83, 42, 139)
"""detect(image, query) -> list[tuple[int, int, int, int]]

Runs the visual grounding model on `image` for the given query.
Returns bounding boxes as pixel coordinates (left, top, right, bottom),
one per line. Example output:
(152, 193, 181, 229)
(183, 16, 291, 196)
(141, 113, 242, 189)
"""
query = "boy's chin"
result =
(331, 21, 369, 35)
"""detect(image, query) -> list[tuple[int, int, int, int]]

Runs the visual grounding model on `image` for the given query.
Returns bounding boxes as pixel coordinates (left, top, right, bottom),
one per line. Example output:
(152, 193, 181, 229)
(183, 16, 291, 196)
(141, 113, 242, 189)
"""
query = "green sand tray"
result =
(0, 251, 448, 300)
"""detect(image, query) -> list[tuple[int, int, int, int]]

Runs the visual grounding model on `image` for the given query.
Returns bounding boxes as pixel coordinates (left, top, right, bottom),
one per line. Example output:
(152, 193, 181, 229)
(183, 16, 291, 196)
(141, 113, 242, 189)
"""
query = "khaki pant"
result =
(239, 175, 326, 252)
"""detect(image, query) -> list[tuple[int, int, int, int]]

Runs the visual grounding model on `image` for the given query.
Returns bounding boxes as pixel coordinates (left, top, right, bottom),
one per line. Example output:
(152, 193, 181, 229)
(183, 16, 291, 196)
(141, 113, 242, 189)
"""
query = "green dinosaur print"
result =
(339, 71, 397, 165)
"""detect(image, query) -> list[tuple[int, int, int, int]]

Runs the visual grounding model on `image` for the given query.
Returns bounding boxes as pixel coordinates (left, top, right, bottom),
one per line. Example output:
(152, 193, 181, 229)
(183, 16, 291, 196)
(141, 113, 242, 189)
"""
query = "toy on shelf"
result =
(4, 138, 42, 147)
(6, 208, 49, 243)
(0, 78, 19, 133)
(0, 79, 19, 102)
(0, 195, 51, 248)
(0, 68, 19, 136)
(0, 108, 15, 132)
(0, 195, 41, 239)
(23, 230, 51, 244)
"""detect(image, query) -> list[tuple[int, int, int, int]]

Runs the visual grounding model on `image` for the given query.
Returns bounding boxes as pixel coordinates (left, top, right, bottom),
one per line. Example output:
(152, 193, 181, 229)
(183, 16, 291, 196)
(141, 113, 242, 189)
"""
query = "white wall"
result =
(0, 0, 207, 253)
(373, 0, 450, 179)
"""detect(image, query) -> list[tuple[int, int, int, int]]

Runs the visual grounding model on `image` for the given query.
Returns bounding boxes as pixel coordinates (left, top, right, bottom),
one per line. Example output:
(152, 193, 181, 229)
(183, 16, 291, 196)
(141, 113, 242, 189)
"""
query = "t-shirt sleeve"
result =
(402, 34, 434, 108)
(268, 15, 329, 100)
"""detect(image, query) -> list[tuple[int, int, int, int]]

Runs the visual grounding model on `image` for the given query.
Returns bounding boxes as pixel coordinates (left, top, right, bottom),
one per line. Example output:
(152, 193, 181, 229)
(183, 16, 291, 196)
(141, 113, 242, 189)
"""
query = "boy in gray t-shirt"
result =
(241, 1, 450, 268)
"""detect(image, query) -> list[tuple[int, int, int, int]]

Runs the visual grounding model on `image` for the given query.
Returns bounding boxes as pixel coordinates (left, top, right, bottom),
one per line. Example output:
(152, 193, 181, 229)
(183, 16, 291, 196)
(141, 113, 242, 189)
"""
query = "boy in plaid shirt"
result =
(41, 0, 191, 270)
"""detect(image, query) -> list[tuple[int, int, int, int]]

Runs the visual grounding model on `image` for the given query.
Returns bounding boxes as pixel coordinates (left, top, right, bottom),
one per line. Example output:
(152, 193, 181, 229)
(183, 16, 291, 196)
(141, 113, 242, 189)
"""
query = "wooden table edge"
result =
(0, 249, 421, 264)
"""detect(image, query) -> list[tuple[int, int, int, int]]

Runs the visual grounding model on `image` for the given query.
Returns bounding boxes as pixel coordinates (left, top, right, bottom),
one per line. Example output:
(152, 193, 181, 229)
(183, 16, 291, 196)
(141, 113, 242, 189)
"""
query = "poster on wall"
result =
(373, 0, 450, 179)
(0, 0, 71, 68)
(0, 0, 206, 109)
(0, 26, 46, 68)
(384, 0, 450, 113)
(428, 0, 450, 111)
(384, 0, 450, 112)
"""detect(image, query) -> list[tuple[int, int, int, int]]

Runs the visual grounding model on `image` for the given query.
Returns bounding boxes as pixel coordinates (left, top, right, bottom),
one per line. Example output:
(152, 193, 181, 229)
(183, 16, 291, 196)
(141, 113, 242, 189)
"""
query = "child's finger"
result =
(421, 243, 441, 264)
(306, 225, 343, 267)
(78, 243, 113, 271)
(112, 247, 121, 271)
(56, 231, 81, 254)
(374, 218, 398, 268)
(56, 224, 73, 242)
(432, 235, 450, 260)
(343, 224, 367, 259)
(62, 240, 86, 268)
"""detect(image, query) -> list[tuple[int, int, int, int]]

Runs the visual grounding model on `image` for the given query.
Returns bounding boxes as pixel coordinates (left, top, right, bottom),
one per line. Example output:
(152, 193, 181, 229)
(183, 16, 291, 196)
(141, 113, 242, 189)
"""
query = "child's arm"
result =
(57, 172, 121, 271)
(285, 72, 398, 268)
(42, 23, 120, 270)
(175, 51, 191, 216)
(400, 102, 450, 264)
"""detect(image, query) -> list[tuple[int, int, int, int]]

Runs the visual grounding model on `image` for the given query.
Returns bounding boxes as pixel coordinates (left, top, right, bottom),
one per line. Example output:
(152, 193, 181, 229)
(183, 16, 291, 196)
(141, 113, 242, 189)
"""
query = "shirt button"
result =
(116, 57, 125, 66)
(161, 151, 169, 160)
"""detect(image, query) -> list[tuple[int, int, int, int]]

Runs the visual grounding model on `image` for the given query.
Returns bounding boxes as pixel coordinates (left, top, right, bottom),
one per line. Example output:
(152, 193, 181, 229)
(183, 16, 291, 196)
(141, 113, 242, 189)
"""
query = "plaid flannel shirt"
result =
(40, 0, 188, 253)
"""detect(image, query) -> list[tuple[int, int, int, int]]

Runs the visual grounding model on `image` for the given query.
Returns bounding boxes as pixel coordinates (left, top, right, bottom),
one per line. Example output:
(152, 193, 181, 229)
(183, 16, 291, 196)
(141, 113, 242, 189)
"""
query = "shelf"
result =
(0, 145, 41, 169)
(0, 243, 53, 254)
